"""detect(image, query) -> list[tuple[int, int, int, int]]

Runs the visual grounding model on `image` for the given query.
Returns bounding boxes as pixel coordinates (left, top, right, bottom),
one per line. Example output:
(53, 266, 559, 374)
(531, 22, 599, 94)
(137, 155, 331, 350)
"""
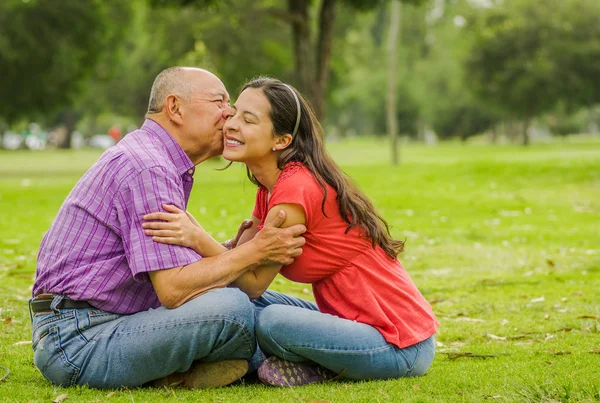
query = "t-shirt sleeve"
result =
(267, 169, 323, 223)
(252, 187, 268, 221)
(115, 166, 201, 281)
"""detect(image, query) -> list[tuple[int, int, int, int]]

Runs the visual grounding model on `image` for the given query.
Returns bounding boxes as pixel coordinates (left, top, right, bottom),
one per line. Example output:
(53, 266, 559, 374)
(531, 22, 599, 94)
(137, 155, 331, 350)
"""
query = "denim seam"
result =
(74, 311, 89, 344)
(105, 316, 255, 355)
(51, 325, 81, 386)
(291, 344, 394, 355)
(31, 330, 50, 350)
(109, 315, 251, 335)
(32, 311, 76, 329)
(404, 341, 421, 374)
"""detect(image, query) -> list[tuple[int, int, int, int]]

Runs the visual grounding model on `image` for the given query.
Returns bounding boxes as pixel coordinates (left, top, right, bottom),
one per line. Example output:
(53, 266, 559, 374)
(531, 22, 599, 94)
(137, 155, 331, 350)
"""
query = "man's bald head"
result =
(146, 67, 221, 115)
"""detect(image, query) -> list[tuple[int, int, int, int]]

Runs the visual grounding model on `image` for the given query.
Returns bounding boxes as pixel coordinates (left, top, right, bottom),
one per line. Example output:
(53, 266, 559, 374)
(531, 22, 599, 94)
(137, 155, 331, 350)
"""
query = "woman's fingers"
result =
(142, 221, 179, 230)
(162, 204, 184, 213)
(143, 212, 176, 221)
(144, 229, 177, 237)
(152, 236, 179, 245)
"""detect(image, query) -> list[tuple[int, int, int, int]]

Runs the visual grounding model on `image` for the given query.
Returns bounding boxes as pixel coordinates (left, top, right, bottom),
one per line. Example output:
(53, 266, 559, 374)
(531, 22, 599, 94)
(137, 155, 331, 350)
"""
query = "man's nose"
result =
(222, 105, 234, 120)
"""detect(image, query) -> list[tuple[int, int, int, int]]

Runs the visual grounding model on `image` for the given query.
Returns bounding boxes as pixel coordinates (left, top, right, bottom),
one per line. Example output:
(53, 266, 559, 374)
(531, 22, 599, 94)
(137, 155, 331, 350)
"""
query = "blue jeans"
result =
(30, 288, 256, 388)
(253, 291, 436, 380)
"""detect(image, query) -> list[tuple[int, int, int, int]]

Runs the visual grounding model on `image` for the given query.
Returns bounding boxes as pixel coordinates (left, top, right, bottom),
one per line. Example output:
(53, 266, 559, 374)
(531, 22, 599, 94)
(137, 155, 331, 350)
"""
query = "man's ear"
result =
(165, 95, 184, 126)
(274, 134, 293, 150)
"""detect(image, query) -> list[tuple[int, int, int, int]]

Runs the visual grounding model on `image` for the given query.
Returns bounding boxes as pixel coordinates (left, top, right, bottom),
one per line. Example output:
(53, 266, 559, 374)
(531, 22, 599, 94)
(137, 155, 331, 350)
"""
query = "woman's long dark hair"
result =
(243, 77, 404, 258)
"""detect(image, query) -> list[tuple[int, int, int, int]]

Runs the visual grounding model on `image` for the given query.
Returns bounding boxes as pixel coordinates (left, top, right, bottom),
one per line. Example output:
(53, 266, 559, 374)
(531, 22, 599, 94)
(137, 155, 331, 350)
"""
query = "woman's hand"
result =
(222, 219, 254, 249)
(142, 204, 204, 249)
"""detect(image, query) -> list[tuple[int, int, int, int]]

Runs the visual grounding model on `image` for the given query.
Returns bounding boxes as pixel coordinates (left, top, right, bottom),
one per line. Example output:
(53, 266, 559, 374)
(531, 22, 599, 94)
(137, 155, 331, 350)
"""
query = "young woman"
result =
(142, 77, 439, 386)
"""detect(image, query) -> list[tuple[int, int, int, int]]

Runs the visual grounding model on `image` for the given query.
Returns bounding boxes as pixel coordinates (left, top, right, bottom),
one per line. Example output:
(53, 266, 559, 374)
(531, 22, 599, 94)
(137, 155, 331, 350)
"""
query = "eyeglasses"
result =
(183, 96, 230, 111)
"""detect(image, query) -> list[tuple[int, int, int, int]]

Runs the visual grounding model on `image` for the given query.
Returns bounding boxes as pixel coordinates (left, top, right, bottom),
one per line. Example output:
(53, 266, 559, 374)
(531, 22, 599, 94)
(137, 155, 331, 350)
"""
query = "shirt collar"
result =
(141, 119, 195, 176)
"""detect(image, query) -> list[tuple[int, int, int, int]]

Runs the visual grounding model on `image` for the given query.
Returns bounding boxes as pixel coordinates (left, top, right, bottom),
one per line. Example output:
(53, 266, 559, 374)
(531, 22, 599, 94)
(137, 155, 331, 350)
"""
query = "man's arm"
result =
(149, 210, 305, 308)
(229, 204, 306, 299)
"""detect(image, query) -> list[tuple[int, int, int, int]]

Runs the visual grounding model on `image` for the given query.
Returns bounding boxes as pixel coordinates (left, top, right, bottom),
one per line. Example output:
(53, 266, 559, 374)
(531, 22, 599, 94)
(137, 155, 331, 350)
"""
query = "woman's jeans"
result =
(30, 288, 256, 388)
(253, 290, 436, 380)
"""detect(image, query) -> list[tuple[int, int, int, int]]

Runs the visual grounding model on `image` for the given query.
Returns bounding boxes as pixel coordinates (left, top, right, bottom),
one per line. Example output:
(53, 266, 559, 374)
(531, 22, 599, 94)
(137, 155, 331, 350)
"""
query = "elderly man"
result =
(30, 67, 306, 389)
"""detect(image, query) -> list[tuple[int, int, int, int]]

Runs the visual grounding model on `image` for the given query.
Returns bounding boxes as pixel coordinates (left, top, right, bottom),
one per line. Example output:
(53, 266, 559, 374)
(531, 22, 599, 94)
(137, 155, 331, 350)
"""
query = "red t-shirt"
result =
(253, 162, 439, 348)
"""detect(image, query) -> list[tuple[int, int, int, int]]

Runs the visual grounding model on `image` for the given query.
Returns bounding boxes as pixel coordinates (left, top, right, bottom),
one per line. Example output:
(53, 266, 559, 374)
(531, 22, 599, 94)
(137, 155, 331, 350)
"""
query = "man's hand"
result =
(253, 210, 306, 266)
(222, 220, 253, 250)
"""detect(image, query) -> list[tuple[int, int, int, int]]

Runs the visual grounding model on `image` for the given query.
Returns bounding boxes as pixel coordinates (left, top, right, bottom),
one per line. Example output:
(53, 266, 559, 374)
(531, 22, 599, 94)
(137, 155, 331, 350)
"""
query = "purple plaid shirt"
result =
(33, 119, 202, 314)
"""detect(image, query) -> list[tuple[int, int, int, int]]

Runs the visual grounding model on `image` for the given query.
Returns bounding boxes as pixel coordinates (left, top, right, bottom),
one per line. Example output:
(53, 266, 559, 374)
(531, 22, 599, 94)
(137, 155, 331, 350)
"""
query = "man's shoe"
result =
(154, 359, 249, 389)
(257, 356, 337, 387)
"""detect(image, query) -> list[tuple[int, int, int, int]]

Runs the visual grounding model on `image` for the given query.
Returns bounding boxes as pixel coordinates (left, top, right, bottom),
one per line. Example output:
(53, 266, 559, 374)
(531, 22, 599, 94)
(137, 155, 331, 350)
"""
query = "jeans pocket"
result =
(397, 342, 420, 375)
(33, 325, 80, 386)
(74, 309, 121, 342)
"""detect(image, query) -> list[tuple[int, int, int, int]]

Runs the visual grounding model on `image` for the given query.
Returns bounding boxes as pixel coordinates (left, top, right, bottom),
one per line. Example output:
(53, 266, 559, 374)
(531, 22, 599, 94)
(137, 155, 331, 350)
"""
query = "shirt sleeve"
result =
(267, 168, 323, 224)
(115, 166, 201, 281)
(252, 187, 268, 220)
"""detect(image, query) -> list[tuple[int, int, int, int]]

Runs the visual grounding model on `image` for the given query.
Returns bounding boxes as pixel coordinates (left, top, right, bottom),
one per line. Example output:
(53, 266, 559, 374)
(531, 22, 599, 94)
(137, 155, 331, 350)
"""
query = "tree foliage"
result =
(0, 0, 114, 124)
(465, 0, 600, 123)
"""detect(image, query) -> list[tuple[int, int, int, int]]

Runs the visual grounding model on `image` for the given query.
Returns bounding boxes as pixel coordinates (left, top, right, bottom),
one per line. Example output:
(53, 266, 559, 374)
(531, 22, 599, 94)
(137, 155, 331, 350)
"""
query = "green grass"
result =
(1, 138, 599, 402)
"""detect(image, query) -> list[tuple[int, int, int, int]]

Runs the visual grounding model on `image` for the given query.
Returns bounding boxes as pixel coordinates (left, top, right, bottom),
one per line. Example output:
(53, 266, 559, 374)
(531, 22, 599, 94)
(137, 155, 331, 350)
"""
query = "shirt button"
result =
(188, 169, 194, 174)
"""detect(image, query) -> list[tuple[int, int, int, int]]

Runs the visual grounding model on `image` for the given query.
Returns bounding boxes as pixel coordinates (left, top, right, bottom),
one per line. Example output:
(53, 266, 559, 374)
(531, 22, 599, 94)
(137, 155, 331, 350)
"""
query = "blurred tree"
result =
(329, 2, 422, 137)
(409, 0, 501, 142)
(465, 0, 600, 145)
(387, 0, 401, 165)
(0, 0, 109, 144)
(152, 0, 424, 121)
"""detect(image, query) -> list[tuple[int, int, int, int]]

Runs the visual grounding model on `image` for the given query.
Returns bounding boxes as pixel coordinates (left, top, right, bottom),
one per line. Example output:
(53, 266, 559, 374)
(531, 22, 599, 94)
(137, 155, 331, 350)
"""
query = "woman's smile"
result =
(225, 135, 245, 147)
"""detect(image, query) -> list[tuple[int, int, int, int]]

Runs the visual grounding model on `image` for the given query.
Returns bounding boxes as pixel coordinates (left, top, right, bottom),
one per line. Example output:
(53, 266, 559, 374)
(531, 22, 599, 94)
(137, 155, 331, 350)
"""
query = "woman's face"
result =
(222, 88, 277, 164)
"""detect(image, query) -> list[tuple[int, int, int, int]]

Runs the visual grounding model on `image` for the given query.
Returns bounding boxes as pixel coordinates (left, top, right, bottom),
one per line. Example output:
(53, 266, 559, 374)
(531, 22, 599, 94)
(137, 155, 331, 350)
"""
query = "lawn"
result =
(0, 138, 599, 402)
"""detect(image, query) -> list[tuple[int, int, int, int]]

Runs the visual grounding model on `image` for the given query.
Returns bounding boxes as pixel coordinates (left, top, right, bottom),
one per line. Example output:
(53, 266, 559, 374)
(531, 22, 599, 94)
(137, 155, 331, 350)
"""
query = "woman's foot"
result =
(257, 356, 337, 386)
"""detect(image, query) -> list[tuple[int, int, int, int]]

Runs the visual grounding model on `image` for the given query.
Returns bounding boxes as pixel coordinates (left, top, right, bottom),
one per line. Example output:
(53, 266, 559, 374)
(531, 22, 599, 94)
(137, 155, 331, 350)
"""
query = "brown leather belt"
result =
(30, 294, 93, 313)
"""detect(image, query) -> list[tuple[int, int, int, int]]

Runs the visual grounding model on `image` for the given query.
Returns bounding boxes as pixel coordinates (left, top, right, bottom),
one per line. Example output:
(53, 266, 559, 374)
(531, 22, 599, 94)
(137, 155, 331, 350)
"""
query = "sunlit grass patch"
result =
(0, 138, 599, 402)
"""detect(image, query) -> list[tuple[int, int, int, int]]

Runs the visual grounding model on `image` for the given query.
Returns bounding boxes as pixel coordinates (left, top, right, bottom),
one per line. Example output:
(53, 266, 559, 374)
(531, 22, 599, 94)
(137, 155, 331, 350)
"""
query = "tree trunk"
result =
(58, 109, 78, 149)
(489, 125, 498, 143)
(0, 125, 4, 150)
(313, 0, 336, 122)
(387, 0, 401, 165)
(522, 119, 530, 146)
(288, 0, 313, 101)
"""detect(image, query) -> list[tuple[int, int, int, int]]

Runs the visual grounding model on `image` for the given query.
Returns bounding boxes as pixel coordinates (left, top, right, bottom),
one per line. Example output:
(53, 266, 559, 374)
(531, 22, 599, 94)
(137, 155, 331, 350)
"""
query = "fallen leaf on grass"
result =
(13, 340, 32, 346)
(589, 349, 600, 354)
(530, 296, 545, 303)
(53, 394, 68, 403)
(3, 318, 12, 325)
(486, 334, 507, 341)
(106, 392, 115, 398)
(0, 366, 9, 382)
(515, 340, 537, 345)
(412, 384, 420, 391)
(547, 350, 572, 355)
(443, 352, 507, 361)
(454, 317, 485, 322)
(578, 315, 599, 320)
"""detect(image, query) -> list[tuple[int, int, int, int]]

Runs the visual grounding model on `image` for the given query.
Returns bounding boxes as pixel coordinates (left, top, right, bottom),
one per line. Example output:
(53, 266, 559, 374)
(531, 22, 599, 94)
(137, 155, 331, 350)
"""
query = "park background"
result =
(0, 0, 599, 402)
